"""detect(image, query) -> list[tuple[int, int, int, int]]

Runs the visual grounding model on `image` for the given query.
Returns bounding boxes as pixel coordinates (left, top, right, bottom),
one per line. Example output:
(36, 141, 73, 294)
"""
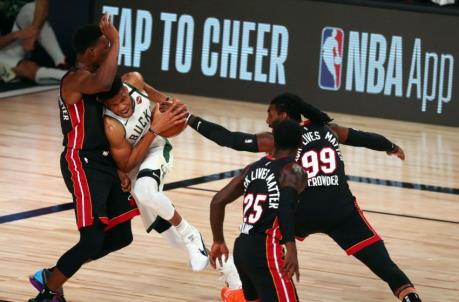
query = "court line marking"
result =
(1, 169, 457, 224)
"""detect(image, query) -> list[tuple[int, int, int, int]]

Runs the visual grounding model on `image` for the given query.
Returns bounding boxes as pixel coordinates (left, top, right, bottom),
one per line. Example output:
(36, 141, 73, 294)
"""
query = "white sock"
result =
(160, 227, 187, 251)
(176, 218, 192, 237)
(35, 67, 66, 84)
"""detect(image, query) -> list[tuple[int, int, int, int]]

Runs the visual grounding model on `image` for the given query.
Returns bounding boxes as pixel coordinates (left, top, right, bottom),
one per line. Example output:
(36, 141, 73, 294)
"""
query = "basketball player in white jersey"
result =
(98, 72, 209, 272)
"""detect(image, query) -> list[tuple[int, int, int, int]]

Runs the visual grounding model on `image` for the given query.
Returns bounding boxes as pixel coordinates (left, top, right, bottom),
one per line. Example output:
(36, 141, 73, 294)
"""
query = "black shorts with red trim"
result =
(295, 199, 381, 255)
(60, 148, 139, 230)
(233, 233, 298, 302)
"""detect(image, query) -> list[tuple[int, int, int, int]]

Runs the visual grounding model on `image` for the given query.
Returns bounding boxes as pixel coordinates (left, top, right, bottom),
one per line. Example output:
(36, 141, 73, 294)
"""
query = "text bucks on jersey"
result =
(104, 83, 165, 148)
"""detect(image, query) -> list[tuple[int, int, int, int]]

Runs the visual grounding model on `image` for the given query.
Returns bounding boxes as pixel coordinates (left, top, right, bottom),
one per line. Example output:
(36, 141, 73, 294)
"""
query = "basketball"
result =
(157, 98, 188, 138)
(160, 121, 187, 138)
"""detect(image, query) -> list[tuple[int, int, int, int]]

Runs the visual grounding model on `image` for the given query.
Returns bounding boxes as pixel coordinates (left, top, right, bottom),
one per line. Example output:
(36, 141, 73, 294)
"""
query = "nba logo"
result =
(318, 27, 344, 91)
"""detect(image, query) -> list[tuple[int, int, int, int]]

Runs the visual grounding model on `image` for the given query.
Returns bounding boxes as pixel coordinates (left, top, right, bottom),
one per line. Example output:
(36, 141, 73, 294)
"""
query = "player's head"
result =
(97, 75, 132, 118)
(272, 119, 303, 152)
(267, 93, 333, 127)
(73, 24, 110, 65)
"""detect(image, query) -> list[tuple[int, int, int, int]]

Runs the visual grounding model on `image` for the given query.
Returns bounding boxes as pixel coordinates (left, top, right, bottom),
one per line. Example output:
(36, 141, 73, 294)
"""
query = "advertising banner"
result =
(94, 0, 459, 126)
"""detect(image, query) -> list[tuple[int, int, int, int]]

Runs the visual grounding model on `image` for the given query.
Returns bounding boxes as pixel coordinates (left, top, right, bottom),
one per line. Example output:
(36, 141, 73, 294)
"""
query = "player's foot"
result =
(221, 287, 246, 302)
(0, 63, 16, 83)
(181, 225, 209, 272)
(28, 288, 65, 302)
(29, 268, 66, 302)
(403, 293, 422, 302)
(217, 255, 242, 289)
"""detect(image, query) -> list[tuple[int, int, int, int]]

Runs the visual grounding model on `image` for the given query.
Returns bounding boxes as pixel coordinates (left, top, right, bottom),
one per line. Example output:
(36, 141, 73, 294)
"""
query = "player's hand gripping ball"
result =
(158, 98, 188, 138)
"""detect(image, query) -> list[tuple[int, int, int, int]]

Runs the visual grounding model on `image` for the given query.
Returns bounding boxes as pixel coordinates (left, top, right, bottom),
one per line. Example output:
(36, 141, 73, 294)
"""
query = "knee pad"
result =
(134, 174, 160, 203)
(134, 176, 175, 220)
(147, 216, 172, 233)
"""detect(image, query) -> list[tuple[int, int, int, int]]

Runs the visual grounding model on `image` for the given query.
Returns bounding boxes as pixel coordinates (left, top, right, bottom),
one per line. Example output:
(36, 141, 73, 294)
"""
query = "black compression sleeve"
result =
(346, 128, 397, 152)
(187, 114, 259, 152)
(278, 186, 298, 243)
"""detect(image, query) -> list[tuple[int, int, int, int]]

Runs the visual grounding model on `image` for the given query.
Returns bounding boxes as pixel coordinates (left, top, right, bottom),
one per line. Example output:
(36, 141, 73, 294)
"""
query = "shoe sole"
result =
(29, 275, 65, 302)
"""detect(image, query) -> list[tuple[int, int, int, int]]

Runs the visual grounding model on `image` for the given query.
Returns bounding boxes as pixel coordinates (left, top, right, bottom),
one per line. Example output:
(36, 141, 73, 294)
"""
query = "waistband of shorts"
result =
(63, 147, 111, 156)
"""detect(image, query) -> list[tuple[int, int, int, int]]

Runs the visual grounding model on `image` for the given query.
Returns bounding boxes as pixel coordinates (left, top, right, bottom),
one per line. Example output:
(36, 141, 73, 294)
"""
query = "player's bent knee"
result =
(134, 176, 175, 219)
(117, 231, 133, 249)
(134, 176, 160, 203)
(79, 232, 105, 258)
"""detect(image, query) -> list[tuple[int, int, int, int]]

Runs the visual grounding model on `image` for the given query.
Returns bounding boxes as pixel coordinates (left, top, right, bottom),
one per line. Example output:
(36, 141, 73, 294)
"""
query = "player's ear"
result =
(86, 47, 96, 59)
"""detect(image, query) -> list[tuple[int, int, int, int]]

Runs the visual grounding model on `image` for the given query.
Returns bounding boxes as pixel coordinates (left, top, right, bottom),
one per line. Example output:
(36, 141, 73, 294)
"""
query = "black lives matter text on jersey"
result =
(241, 164, 281, 235)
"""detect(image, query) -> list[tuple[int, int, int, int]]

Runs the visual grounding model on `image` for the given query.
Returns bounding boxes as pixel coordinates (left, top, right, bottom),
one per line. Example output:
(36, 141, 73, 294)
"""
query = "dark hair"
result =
(96, 75, 123, 101)
(73, 24, 102, 54)
(270, 93, 333, 125)
(272, 119, 303, 150)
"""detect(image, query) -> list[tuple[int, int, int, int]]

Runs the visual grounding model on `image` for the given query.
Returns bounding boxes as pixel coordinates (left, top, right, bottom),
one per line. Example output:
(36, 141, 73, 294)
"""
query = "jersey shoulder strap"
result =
(123, 81, 149, 98)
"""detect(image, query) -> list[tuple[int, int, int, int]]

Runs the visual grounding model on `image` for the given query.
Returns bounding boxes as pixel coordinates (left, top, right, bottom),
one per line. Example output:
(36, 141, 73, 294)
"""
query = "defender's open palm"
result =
(209, 242, 229, 269)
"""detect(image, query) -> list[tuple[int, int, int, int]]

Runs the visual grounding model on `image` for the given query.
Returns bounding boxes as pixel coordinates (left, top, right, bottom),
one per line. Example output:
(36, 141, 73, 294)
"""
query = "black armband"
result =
(346, 128, 396, 152)
(278, 186, 298, 243)
(187, 114, 259, 152)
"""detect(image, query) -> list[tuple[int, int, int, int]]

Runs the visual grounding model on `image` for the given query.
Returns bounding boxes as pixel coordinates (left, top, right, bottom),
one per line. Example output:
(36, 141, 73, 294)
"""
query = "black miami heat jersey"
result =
(295, 121, 355, 208)
(240, 155, 295, 238)
(59, 71, 109, 150)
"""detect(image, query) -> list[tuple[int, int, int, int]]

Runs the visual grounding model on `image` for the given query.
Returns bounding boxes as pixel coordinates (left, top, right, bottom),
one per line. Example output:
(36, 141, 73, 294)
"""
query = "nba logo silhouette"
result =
(319, 27, 344, 91)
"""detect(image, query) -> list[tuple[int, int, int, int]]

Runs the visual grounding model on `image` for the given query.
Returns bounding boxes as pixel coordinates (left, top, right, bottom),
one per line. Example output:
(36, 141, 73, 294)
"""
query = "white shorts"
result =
(130, 143, 174, 229)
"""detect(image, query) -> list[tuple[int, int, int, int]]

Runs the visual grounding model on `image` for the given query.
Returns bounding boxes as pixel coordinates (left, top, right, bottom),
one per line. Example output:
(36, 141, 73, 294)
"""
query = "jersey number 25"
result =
(243, 193, 267, 224)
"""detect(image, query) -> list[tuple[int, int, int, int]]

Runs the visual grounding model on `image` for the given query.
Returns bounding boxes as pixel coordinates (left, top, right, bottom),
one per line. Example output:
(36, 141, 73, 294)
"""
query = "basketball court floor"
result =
(0, 89, 458, 301)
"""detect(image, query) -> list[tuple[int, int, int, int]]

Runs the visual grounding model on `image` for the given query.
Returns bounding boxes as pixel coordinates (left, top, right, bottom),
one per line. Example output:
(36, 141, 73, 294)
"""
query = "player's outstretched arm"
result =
(278, 162, 306, 282)
(209, 165, 250, 268)
(186, 113, 274, 153)
(329, 123, 405, 160)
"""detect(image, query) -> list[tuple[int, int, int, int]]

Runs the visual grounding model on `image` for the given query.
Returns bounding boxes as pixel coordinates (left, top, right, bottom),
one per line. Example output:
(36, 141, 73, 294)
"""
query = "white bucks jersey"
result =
(104, 83, 166, 149)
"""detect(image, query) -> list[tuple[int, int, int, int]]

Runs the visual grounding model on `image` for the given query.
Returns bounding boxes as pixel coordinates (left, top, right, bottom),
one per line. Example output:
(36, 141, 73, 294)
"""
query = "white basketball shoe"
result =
(180, 224, 209, 272)
(217, 255, 242, 289)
